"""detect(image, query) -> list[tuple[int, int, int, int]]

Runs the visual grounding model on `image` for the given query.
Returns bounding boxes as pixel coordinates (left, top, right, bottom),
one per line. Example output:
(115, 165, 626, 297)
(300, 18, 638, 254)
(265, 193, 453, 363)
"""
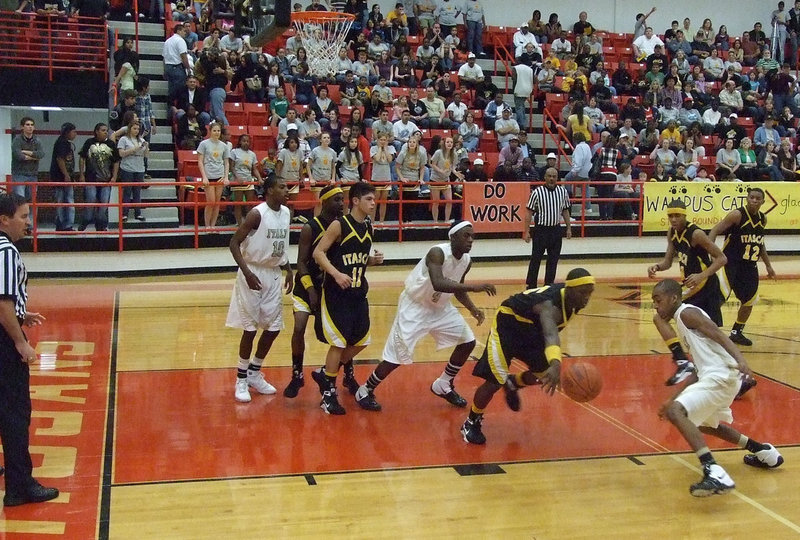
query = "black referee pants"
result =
(525, 225, 563, 289)
(0, 329, 35, 495)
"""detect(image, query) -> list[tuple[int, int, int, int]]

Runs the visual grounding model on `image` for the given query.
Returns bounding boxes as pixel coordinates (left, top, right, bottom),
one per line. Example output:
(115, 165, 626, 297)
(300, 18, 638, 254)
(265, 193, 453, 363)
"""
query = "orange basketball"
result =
(561, 362, 603, 403)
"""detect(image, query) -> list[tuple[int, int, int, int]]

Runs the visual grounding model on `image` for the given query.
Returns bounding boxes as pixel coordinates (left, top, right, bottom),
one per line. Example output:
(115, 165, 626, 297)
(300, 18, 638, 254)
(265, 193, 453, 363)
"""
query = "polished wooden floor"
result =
(3, 258, 800, 539)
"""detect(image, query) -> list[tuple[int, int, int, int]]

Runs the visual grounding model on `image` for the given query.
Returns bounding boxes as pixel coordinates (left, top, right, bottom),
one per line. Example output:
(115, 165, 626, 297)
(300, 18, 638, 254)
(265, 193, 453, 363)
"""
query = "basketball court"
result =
(2, 258, 799, 538)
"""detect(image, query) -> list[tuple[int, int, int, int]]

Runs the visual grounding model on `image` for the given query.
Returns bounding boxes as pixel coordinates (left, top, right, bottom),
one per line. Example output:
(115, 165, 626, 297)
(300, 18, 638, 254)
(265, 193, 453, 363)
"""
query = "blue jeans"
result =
(54, 184, 75, 230)
(514, 96, 528, 129)
(209, 87, 229, 125)
(467, 20, 483, 55)
(10, 174, 35, 201)
(120, 170, 144, 218)
(164, 64, 187, 104)
(462, 137, 478, 152)
(82, 184, 112, 230)
(149, 0, 164, 19)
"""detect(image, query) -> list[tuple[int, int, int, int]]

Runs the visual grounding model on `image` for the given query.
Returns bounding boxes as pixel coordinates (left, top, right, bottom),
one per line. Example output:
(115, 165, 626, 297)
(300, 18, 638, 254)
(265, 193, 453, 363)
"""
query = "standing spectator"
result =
(78, 123, 119, 232)
(595, 135, 621, 221)
(511, 61, 535, 130)
(196, 122, 231, 230)
(634, 7, 656, 40)
(434, 0, 460, 37)
(117, 120, 149, 222)
(769, 63, 800, 116)
(0, 192, 60, 507)
(789, 0, 800, 66)
(395, 136, 427, 222)
(163, 24, 191, 104)
(199, 48, 232, 125)
(462, 0, 484, 57)
(428, 136, 460, 222)
(523, 167, 572, 288)
(773, 1, 790, 63)
(613, 161, 636, 219)
(415, 0, 436, 32)
(10, 117, 43, 206)
(565, 132, 592, 200)
(232, 53, 269, 103)
(134, 76, 155, 178)
(49, 122, 77, 232)
(370, 134, 395, 222)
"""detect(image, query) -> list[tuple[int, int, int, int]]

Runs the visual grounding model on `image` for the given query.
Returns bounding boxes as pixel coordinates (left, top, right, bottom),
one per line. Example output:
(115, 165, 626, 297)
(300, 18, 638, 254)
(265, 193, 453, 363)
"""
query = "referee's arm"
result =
(0, 298, 34, 361)
(523, 188, 538, 243)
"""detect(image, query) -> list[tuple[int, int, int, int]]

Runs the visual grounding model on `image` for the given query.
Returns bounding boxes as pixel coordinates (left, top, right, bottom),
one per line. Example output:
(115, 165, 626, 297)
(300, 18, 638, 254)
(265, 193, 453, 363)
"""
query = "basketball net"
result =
(291, 12, 354, 78)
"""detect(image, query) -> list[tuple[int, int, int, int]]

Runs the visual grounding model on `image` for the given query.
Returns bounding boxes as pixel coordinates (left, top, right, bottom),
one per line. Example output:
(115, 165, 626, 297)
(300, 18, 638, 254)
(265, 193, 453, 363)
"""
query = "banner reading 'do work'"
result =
(463, 182, 530, 233)
(642, 182, 800, 232)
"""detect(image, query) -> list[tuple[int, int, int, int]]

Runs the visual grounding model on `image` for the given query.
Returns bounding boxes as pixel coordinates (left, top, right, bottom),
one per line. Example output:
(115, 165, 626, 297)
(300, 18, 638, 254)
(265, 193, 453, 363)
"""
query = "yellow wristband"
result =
(544, 345, 562, 365)
(301, 275, 314, 289)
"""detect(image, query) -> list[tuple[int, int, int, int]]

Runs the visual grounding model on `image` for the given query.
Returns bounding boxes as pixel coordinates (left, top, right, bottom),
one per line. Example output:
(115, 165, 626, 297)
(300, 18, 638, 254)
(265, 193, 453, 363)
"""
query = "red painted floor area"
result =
(1, 285, 114, 539)
(113, 356, 800, 484)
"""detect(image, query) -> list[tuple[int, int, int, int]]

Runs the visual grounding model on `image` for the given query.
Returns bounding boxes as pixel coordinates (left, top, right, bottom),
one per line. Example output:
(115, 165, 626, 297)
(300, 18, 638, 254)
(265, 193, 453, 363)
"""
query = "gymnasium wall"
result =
(375, 0, 773, 37)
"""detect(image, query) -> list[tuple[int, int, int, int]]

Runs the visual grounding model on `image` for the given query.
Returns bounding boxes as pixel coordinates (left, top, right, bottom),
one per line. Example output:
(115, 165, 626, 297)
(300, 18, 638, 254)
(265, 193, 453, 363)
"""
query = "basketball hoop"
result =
(291, 11, 355, 78)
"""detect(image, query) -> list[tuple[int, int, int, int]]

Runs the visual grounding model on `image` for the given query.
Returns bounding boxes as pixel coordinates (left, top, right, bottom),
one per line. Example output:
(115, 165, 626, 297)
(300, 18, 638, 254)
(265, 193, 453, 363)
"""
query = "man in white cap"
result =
(457, 52, 485, 90)
(354, 221, 497, 411)
(466, 158, 488, 182)
(537, 152, 558, 179)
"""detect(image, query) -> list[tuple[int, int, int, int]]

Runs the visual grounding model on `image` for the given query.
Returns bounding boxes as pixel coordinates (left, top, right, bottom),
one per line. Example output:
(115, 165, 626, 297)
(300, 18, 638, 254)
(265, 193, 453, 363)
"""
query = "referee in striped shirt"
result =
(0, 193, 59, 506)
(523, 167, 572, 288)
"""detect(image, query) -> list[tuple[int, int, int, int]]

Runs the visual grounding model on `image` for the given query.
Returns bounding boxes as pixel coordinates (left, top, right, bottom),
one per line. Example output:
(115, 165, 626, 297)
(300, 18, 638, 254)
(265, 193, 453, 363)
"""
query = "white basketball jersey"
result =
(240, 202, 291, 268)
(404, 243, 471, 309)
(674, 303, 739, 378)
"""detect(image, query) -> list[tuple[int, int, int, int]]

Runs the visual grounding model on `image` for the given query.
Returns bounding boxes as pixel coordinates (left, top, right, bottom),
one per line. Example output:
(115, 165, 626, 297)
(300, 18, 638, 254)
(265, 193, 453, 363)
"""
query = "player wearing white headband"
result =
(354, 221, 497, 411)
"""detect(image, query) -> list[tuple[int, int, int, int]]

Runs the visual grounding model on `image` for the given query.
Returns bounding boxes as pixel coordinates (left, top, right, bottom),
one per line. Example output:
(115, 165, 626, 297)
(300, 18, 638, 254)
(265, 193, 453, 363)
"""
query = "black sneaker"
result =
(690, 463, 735, 497)
(503, 378, 521, 411)
(430, 382, 467, 407)
(311, 368, 327, 395)
(730, 330, 753, 346)
(735, 374, 757, 400)
(3, 482, 60, 506)
(461, 417, 486, 445)
(320, 389, 346, 415)
(283, 373, 304, 398)
(666, 360, 696, 386)
(355, 387, 382, 411)
(342, 374, 360, 396)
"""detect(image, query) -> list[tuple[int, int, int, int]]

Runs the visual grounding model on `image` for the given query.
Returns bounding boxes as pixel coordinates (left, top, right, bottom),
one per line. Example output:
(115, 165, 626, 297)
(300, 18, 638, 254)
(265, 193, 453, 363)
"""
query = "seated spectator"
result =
(693, 167, 714, 181)
(172, 76, 210, 127)
(537, 60, 558, 92)
(575, 44, 600, 73)
(590, 79, 618, 114)
(584, 97, 605, 130)
(716, 113, 746, 145)
(483, 93, 506, 130)
(513, 25, 542, 59)
(339, 71, 359, 106)
(420, 54, 445, 88)
(494, 107, 521, 149)
(676, 138, 701, 178)
(415, 38, 436, 67)
(741, 33, 762, 66)
(493, 160, 517, 182)
(659, 77, 681, 108)
(646, 45, 669, 74)
(465, 157, 488, 181)
(703, 48, 725, 81)
(538, 151, 559, 179)
(517, 43, 543, 67)
(650, 137, 678, 174)
(421, 86, 451, 128)
(658, 99, 679, 129)
(777, 138, 798, 180)
(436, 42, 456, 71)
(231, 53, 269, 103)
(269, 86, 290, 127)
(649, 161, 668, 181)
(367, 33, 390, 62)
(638, 118, 660, 153)
(458, 112, 481, 151)
(310, 86, 338, 128)
(299, 110, 322, 150)
(518, 157, 539, 180)
(754, 116, 781, 153)
(498, 136, 524, 170)
(617, 133, 638, 162)
(738, 137, 758, 181)
(220, 29, 244, 53)
(446, 91, 468, 127)
(778, 106, 797, 138)
(756, 49, 780, 72)
(667, 30, 693, 60)
(619, 117, 637, 141)
(612, 61, 635, 95)
(678, 97, 701, 127)
(690, 32, 712, 62)
(393, 54, 417, 87)
(386, 2, 409, 36)
(264, 63, 285, 101)
(573, 11, 596, 42)
(669, 162, 690, 181)
(633, 27, 664, 61)
(749, 22, 767, 46)
(353, 50, 377, 85)
(551, 31, 572, 60)
(457, 53, 485, 89)
(589, 63, 614, 93)
(664, 20, 681, 43)
(716, 137, 742, 177)
(757, 140, 783, 179)
(714, 24, 731, 50)
(718, 80, 743, 115)
(528, 9, 548, 44)
(177, 104, 206, 150)
(726, 39, 745, 72)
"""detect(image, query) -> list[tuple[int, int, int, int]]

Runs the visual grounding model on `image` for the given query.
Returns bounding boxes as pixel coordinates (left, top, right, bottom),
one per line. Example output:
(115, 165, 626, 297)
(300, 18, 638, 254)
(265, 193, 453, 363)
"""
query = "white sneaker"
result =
(431, 378, 450, 395)
(744, 443, 784, 469)
(247, 371, 277, 395)
(235, 378, 251, 402)
(690, 463, 735, 497)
